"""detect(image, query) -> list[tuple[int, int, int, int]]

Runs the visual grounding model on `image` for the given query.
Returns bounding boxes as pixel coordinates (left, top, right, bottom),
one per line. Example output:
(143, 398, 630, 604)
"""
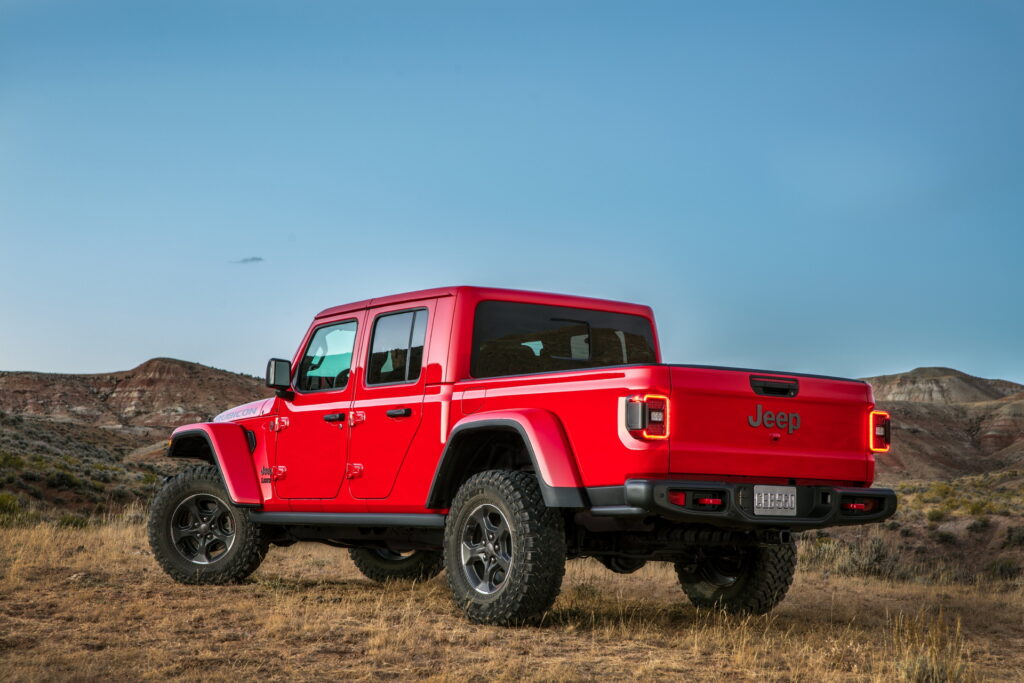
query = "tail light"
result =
(625, 394, 670, 440)
(869, 410, 891, 453)
(841, 497, 880, 513)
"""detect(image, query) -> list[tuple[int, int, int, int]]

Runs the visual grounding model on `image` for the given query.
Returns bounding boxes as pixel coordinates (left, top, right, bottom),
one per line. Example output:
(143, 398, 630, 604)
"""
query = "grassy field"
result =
(1, 510, 1022, 681)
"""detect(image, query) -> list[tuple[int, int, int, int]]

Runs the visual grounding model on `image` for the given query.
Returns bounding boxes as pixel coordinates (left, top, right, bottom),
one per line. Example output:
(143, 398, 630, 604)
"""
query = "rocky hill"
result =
(0, 357, 270, 431)
(864, 366, 1023, 404)
(0, 359, 271, 518)
(866, 367, 1024, 481)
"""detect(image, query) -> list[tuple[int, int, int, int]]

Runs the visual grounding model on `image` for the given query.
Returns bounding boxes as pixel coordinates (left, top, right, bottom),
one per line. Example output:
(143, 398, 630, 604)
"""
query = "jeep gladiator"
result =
(149, 286, 896, 624)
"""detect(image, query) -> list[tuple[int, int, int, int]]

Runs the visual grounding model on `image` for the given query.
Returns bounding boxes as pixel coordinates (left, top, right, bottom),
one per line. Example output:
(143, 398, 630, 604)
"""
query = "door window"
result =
(295, 320, 358, 392)
(366, 309, 428, 385)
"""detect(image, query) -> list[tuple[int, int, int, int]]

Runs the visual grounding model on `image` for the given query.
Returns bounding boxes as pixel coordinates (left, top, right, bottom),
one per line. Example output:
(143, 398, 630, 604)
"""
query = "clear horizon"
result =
(2, 1, 1023, 384)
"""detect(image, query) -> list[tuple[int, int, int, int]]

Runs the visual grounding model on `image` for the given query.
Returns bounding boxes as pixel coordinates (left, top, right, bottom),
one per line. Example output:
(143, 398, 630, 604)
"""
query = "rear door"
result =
(274, 314, 362, 499)
(347, 303, 432, 499)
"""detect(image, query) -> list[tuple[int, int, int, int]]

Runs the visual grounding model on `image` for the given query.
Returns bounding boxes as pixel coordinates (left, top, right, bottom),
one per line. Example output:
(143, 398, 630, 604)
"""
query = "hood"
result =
(213, 398, 275, 423)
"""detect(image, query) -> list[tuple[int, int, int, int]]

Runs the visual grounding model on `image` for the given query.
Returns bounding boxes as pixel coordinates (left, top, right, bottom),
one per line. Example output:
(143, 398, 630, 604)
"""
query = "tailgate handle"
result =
(750, 376, 799, 398)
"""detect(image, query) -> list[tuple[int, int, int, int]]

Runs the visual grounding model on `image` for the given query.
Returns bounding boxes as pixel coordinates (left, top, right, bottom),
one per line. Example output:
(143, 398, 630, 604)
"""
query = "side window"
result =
(470, 301, 657, 378)
(366, 309, 428, 385)
(296, 320, 357, 392)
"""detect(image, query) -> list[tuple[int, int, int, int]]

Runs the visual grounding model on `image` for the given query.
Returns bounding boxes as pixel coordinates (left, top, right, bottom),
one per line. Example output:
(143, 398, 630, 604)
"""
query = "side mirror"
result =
(266, 358, 292, 391)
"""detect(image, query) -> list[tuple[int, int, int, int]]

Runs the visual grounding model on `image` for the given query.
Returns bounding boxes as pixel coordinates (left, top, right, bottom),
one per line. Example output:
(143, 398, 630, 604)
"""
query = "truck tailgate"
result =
(668, 366, 873, 484)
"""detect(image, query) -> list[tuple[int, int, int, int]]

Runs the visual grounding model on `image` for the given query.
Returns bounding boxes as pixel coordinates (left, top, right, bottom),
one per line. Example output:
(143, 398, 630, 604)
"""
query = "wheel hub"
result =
(460, 503, 513, 595)
(169, 493, 236, 565)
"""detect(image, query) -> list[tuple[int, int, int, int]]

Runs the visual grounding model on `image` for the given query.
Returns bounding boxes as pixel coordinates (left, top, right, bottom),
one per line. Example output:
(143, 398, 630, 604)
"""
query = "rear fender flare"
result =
(166, 423, 262, 507)
(426, 409, 586, 509)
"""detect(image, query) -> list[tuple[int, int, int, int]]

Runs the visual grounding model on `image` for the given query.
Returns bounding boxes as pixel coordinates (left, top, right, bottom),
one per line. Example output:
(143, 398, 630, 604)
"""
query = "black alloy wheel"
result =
(459, 503, 514, 595)
(170, 493, 236, 565)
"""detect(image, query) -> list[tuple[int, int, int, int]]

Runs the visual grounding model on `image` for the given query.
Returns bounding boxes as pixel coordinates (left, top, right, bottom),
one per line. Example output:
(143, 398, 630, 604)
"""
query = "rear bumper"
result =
(587, 480, 897, 530)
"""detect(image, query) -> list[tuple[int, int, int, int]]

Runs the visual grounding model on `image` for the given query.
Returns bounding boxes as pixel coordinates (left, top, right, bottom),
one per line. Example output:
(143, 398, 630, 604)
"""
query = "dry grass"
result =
(1, 511, 1022, 681)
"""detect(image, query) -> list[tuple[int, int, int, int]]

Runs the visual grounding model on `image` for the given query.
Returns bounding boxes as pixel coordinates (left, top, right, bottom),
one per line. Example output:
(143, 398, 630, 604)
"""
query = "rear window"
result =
(470, 301, 657, 378)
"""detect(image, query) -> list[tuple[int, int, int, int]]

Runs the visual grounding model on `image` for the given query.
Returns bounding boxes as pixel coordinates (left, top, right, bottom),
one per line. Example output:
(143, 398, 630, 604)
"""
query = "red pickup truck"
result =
(149, 286, 895, 624)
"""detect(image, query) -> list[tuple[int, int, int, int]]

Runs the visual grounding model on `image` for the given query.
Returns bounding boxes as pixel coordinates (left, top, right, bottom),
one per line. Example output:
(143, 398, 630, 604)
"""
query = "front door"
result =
(348, 304, 431, 499)
(274, 315, 361, 499)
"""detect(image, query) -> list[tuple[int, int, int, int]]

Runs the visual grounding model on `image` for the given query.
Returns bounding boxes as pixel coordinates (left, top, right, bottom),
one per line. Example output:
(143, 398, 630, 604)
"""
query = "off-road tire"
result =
(148, 464, 269, 585)
(675, 542, 797, 615)
(349, 548, 444, 583)
(444, 470, 566, 626)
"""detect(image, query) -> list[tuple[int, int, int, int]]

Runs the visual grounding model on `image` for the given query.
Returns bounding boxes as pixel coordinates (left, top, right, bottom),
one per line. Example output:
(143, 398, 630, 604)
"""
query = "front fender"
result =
(167, 423, 262, 507)
(427, 408, 585, 508)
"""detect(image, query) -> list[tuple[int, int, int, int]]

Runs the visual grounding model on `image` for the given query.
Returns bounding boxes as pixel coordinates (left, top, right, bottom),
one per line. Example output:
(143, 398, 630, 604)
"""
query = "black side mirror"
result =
(266, 358, 292, 392)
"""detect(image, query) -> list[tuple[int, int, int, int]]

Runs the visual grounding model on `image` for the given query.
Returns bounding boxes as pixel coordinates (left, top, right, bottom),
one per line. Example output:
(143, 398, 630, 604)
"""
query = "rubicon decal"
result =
(748, 404, 801, 434)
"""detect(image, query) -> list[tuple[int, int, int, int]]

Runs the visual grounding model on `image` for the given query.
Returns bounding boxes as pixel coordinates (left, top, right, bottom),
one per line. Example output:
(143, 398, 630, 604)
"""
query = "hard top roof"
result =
(314, 286, 653, 319)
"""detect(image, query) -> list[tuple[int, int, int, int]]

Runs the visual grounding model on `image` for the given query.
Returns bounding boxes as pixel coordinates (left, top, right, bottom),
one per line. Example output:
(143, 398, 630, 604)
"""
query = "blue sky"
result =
(2, 1, 1022, 383)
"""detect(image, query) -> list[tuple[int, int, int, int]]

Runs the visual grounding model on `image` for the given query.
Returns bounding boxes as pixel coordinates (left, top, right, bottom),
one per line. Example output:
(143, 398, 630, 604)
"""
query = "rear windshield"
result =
(470, 301, 657, 378)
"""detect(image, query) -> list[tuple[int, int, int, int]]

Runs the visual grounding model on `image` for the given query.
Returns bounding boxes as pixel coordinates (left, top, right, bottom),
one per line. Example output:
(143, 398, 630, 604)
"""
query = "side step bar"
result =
(249, 512, 446, 528)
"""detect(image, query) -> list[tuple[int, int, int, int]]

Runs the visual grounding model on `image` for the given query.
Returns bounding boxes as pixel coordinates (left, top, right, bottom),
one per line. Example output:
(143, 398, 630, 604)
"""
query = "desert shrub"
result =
(986, 557, 1021, 580)
(19, 469, 41, 483)
(46, 470, 82, 491)
(0, 491, 21, 514)
(110, 486, 132, 503)
(932, 531, 956, 545)
(0, 491, 40, 527)
(802, 536, 904, 580)
(1005, 526, 1024, 548)
(57, 514, 89, 529)
(926, 509, 947, 523)
(921, 482, 954, 503)
(0, 451, 25, 469)
(966, 517, 990, 533)
(842, 537, 892, 577)
(965, 501, 988, 516)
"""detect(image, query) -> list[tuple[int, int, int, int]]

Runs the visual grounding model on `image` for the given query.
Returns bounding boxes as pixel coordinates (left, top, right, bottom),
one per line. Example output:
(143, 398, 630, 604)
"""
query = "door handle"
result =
(386, 408, 412, 418)
(323, 412, 346, 423)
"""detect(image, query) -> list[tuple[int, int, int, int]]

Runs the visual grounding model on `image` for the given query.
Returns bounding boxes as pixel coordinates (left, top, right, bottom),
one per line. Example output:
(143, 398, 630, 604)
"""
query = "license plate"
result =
(753, 485, 797, 516)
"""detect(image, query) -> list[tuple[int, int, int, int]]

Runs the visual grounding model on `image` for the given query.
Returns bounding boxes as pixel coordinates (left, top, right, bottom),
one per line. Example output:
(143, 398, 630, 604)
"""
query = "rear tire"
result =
(675, 542, 796, 615)
(444, 470, 566, 625)
(148, 464, 269, 585)
(348, 548, 443, 583)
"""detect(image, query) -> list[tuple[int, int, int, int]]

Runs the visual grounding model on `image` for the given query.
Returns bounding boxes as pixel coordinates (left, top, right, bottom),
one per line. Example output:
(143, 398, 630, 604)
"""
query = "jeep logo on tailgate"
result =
(748, 404, 800, 434)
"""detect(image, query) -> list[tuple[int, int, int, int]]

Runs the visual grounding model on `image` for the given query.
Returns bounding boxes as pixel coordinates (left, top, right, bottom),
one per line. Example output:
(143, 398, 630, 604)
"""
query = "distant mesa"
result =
(863, 366, 1024, 404)
(861, 367, 1024, 481)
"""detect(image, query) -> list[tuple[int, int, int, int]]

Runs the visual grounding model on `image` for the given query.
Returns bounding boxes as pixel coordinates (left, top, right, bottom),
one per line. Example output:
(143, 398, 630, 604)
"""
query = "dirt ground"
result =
(1, 516, 1021, 681)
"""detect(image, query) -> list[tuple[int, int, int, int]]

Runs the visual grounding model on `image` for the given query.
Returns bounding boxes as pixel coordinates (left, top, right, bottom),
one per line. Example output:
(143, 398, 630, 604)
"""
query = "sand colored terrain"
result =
(1, 513, 1021, 681)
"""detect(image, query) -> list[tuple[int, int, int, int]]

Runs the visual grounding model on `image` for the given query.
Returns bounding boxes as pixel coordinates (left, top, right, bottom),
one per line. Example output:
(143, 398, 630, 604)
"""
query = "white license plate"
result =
(753, 485, 798, 516)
